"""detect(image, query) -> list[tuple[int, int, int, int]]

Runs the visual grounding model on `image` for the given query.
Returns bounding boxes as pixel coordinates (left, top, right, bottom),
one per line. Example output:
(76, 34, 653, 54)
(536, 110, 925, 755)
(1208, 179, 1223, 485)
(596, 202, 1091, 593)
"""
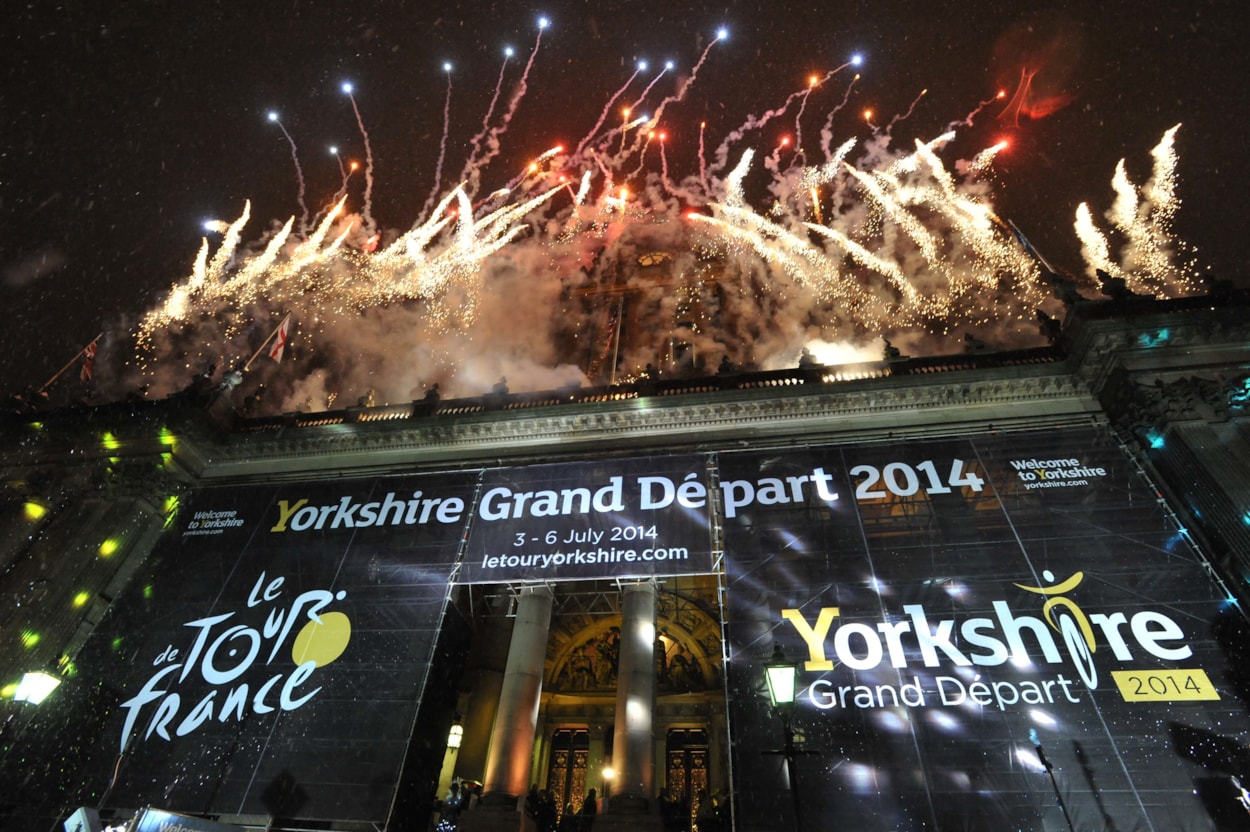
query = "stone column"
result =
(483, 584, 555, 798)
(609, 581, 657, 811)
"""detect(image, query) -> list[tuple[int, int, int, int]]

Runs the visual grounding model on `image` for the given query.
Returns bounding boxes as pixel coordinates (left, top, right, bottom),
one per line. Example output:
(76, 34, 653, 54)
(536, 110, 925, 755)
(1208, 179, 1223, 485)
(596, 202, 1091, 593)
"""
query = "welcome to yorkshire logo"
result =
(780, 569, 1220, 713)
(1009, 455, 1108, 491)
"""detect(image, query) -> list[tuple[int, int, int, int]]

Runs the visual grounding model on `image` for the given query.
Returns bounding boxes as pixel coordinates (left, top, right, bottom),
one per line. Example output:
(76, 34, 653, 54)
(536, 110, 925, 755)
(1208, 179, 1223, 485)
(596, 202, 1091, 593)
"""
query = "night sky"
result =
(2, 1, 1246, 403)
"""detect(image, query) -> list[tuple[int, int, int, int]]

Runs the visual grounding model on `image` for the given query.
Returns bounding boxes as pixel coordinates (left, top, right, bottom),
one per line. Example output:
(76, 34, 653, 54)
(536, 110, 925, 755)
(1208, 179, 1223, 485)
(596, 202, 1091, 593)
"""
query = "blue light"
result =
(1144, 429, 1165, 449)
(341, 81, 354, 94)
(1137, 328, 1170, 348)
(850, 53, 864, 67)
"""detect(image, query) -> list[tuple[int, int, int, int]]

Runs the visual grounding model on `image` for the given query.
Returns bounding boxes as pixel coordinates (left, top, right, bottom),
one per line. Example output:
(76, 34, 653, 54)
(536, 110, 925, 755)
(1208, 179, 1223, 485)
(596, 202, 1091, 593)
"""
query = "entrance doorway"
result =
(666, 728, 709, 827)
(547, 728, 590, 815)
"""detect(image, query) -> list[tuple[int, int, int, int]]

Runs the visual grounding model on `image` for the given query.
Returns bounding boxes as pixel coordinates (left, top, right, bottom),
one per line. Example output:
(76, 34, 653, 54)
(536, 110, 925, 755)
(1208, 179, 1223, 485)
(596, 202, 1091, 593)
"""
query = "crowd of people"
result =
(434, 781, 731, 832)
(435, 781, 599, 832)
(524, 784, 598, 832)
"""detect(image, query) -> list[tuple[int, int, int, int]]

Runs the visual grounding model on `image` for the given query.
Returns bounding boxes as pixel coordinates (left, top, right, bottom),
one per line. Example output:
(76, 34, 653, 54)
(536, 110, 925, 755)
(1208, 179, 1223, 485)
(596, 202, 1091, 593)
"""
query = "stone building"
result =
(3, 291, 1250, 831)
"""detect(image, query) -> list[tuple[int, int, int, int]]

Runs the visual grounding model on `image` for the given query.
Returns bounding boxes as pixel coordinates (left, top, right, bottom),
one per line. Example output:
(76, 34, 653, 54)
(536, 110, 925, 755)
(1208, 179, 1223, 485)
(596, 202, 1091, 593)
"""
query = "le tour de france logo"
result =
(117, 571, 352, 752)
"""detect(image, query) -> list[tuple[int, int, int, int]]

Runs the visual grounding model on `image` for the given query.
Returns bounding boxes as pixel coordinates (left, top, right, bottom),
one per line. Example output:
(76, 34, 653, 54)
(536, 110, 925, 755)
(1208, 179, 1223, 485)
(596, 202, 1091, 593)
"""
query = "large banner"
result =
(723, 427, 1250, 830)
(52, 471, 475, 824)
(459, 455, 715, 583)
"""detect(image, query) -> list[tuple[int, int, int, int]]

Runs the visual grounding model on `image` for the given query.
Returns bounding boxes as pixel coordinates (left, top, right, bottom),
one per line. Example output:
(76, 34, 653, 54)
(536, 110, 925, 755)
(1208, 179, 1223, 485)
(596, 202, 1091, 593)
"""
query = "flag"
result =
(1005, 218, 1058, 275)
(79, 339, 98, 383)
(268, 315, 291, 363)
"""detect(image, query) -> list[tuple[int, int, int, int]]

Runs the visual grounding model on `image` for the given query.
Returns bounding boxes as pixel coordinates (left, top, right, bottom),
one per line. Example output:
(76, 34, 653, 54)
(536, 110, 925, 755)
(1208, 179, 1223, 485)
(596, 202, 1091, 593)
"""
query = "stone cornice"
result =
(197, 364, 1096, 481)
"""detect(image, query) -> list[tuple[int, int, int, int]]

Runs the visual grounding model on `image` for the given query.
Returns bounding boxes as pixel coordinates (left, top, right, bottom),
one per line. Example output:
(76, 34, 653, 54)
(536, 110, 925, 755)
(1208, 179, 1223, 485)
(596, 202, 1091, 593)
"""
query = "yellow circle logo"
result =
(291, 611, 352, 667)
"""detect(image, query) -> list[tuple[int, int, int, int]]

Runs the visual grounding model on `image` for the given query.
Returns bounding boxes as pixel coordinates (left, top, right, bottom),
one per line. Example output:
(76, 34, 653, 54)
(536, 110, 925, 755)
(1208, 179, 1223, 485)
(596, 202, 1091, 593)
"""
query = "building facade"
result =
(3, 293, 1250, 831)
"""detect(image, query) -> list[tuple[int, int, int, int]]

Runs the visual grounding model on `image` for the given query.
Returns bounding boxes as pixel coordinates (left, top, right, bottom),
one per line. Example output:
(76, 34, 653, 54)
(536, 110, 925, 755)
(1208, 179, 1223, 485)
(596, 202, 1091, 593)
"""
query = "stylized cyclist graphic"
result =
(1014, 570, 1099, 689)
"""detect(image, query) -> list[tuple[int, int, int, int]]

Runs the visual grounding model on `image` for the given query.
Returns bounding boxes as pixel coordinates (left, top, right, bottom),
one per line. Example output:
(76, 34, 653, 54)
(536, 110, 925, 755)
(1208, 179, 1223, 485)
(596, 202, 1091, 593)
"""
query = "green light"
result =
(24, 502, 47, 521)
(73, 591, 90, 608)
(111, 637, 124, 651)
(20, 630, 41, 649)
(0, 682, 17, 699)
(99, 538, 120, 557)
(101, 432, 121, 450)
(158, 426, 177, 447)
(143, 585, 154, 599)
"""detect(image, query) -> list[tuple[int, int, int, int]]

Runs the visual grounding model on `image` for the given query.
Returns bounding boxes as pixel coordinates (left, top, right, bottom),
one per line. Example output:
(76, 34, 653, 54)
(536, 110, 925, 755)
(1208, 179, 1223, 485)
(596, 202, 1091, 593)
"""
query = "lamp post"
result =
(436, 716, 464, 803)
(14, 670, 61, 705)
(447, 719, 464, 751)
(1029, 729, 1075, 832)
(764, 645, 806, 831)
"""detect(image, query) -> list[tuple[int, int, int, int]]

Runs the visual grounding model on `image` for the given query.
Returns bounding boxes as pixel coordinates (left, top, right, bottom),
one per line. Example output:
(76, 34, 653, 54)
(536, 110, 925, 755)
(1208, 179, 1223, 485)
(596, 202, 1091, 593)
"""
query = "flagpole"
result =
(242, 315, 289, 373)
(38, 333, 103, 394)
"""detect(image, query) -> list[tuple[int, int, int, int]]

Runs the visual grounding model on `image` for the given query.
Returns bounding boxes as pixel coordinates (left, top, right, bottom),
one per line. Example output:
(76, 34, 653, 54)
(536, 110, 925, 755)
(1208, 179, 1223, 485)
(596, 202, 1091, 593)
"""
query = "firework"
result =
(118, 29, 1197, 416)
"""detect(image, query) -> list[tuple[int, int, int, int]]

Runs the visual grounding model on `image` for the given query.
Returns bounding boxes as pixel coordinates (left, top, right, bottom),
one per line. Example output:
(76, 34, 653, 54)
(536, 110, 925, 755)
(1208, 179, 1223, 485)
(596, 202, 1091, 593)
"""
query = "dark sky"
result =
(2, 1, 1246, 401)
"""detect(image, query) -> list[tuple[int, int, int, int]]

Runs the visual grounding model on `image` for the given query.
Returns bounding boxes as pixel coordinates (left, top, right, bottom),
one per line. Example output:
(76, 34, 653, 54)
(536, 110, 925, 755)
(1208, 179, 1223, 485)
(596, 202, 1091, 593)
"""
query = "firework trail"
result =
(267, 113, 309, 232)
(330, 147, 349, 199)
(698, 121, 710, 192)
(615, 30, 725, 166)
(886, 89, 928, 135)
(628, 61, 672, 113)
(575, 64, 640, 157)
(818, 73, 860, 158)
(470, 19, 548, 188)
(709, 77, 818, 176)
(658, 133, 678, 198)
(424, 66, 456, 217)
(463, 48, 513, 174)
(793, 71, 835, 165)
(950, 91, 1007, 130)
(342, 83, 376, 231)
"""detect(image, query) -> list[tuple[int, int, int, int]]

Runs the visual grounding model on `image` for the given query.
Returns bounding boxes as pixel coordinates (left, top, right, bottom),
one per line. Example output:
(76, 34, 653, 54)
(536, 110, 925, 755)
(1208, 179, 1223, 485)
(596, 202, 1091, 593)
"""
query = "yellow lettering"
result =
(270, 499, 308, 532)
(781, 607, 840, 671)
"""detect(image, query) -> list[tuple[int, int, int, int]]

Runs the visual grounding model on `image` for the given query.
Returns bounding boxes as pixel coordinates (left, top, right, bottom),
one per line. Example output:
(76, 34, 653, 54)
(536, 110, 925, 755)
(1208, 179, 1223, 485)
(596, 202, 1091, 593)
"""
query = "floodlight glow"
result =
(14, 671, 60, 705)
(766, 662, 797, 706)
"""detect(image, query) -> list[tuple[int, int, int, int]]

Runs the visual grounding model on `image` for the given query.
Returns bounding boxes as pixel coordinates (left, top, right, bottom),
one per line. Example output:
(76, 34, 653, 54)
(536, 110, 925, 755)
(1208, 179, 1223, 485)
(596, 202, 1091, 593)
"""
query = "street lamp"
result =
(14, 670, 60, 705)
(764, 645, 806, 830)
(602, 766, 615, 803)
(447, 718, 464, 750)
(765, 646, 797, 710)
